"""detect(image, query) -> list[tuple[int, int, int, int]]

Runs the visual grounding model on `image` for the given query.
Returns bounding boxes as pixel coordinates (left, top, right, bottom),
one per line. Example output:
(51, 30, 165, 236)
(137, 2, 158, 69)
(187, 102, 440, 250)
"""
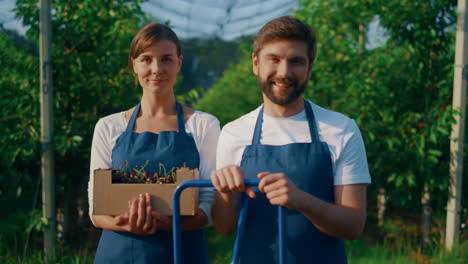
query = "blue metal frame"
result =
(172, 179, 286, 264)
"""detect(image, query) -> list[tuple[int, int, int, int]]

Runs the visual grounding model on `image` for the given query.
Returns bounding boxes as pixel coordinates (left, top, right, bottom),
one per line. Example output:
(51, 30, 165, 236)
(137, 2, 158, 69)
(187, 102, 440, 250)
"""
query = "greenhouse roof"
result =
(0, 0, 298, 40)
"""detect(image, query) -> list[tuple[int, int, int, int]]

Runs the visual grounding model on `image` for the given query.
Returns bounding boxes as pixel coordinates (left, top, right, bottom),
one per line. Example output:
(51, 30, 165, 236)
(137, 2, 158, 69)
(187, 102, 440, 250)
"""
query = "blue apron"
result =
(239, 101, 347, 263)
(94, 102, 209, 264)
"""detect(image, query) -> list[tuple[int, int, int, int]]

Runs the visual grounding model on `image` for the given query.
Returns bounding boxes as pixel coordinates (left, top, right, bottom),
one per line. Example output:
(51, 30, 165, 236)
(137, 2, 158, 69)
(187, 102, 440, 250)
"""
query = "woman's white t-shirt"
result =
(88, 110, 220, 225)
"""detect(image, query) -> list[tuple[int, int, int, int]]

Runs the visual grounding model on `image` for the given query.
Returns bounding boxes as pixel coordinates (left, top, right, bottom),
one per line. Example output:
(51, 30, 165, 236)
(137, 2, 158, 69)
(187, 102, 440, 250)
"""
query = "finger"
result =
(258, 173, 278, 192)
(268, 196, 286, 206)
(143, 204, 153, 232)
(136, 194, 146, 230)
(232, 170, 245, 192)
(148, 216, 158, 234)
(224, 168, 237, 191)
(231, 166, 247, 191)
(265, 186, 287, 200)
(210, 171, 221, 191)
(129, 198, 139, 231)
(216, 170, 228, 191)
(257, 171, 271, 179)
(143, 194, 153, 232)
(245, 187, 256, 198)
(262, 176, 289, 194)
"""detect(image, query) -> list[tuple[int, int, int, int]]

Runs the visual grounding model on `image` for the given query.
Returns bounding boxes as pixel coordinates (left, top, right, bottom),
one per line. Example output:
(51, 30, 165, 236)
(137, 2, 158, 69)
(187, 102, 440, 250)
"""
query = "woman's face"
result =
(132, 40, 182, 96)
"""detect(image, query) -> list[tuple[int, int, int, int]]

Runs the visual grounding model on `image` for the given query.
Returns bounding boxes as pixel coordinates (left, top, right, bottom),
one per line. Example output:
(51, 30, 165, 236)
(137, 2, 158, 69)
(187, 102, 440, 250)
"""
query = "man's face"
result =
(252, 40, 312, 106)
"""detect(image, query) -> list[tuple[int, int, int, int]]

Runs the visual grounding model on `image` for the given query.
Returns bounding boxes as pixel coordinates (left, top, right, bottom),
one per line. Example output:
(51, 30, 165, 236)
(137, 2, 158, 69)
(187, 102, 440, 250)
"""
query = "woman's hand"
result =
(125, 193, 159, 235)
(93, 193, 159, 235)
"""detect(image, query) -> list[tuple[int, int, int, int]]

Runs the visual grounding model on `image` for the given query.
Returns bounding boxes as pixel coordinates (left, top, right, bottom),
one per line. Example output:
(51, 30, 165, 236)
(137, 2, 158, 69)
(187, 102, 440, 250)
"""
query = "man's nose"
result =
(276, 60, 291, 78)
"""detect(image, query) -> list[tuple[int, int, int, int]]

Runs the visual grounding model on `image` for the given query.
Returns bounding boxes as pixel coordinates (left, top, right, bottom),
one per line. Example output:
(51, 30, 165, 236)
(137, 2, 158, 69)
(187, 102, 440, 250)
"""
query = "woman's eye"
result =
(162, 57, 172, 63)
(142, 57, 151, 63)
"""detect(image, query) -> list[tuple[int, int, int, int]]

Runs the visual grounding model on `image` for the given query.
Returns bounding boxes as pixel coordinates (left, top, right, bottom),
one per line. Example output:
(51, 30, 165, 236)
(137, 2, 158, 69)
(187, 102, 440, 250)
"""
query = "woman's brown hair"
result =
(128, 22, 181, 69)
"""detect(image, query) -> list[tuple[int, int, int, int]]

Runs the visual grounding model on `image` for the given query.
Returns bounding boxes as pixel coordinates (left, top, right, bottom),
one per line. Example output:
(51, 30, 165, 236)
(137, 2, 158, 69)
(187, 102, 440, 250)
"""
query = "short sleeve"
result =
(88, 118, 113, 225)
(333, 120, 371, 185)
(193, 114, 220, 225)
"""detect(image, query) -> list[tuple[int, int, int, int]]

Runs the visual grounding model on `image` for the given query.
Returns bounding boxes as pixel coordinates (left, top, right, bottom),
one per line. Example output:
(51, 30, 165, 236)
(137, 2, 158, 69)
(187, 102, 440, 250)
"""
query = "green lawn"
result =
(1, 228, 466, 264)
(205, 228, 467, 264)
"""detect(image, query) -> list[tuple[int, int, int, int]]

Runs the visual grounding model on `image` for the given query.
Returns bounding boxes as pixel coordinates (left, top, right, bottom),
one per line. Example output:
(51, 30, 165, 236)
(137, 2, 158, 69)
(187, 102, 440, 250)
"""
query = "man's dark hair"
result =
(253, 16, 317, 65)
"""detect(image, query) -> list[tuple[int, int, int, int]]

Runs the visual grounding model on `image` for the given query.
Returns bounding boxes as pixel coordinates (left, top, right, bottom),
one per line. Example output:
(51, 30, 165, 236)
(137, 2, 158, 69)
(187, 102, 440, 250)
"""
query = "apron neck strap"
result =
(175, 102, 186, 134)
(126, 102, 186, 133)
(304, 100, 320, 141)
(251, 100, 320, 145)
(251, 106, 265, 145)
(126, 103, 141, 132)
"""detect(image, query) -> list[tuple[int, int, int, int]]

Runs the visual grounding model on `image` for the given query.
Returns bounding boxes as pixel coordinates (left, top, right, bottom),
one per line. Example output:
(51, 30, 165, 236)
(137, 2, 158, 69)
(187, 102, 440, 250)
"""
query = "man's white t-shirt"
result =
(88, 110, 220, 225)
(216, 100, 371, 185)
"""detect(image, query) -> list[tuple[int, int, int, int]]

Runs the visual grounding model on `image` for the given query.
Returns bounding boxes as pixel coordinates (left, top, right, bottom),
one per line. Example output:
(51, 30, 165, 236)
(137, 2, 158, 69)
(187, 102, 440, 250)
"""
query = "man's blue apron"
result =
(94, 102, 208, 264)
(239, 101, 347, 263)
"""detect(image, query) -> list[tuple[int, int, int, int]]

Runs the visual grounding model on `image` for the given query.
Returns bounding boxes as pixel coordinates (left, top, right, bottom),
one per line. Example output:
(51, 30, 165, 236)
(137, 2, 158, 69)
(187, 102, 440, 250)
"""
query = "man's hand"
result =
(210, 165, 256, 198)
(258, 172, 303, 209)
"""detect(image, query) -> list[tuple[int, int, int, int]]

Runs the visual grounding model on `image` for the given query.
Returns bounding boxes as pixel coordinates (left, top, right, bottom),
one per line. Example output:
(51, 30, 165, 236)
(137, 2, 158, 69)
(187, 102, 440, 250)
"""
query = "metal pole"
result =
(39, 0, 55, 259)
(446, 0, 468, 251)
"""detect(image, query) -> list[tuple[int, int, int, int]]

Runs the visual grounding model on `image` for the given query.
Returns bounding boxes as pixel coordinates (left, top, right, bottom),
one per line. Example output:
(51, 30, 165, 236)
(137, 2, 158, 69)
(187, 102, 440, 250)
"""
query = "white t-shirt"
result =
(216, 100, 371, 185)
(88, 110, 220, 225)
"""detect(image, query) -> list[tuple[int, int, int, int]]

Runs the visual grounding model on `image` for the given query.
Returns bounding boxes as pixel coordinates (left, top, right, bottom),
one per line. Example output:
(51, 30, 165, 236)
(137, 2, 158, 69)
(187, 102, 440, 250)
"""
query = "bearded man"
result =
(210, 16, 371, 263)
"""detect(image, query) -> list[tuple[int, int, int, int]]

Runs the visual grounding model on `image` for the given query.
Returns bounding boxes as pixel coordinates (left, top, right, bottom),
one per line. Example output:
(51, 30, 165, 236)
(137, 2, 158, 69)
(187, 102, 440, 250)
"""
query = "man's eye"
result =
(270, 57, 279, 63)
(142, 58, 151, 63)
(162, 57, 172, 63)
(291, 59, 305, 64)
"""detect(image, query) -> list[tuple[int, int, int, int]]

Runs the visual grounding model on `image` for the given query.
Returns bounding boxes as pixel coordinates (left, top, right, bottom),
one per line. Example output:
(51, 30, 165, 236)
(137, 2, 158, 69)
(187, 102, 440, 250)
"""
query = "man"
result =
(210, 16, 371, 263)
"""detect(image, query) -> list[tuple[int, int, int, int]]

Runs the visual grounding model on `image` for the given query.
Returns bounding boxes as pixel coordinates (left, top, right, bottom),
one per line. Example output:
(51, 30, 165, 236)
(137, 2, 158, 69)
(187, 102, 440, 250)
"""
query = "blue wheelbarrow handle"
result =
(172, 179, 287, 264)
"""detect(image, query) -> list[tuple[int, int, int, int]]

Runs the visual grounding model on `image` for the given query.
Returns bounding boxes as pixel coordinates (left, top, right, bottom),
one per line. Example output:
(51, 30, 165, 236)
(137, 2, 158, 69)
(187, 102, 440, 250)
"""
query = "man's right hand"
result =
(210, 165, 256, 198)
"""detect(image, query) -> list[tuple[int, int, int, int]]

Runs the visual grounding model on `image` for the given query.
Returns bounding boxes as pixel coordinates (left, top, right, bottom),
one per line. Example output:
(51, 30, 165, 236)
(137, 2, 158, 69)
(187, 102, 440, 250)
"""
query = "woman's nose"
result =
(150, 61, 162, 74)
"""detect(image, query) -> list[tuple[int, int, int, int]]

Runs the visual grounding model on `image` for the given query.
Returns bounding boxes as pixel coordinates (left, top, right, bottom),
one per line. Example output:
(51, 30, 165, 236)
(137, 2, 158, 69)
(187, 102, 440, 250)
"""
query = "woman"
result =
(88, 22, 220, 263)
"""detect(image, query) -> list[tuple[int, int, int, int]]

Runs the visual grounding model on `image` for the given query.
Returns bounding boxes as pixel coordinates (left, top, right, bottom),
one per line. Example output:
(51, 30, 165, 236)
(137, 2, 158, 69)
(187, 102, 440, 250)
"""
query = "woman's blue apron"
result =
(94, 102, 208, 264)
(239, 101, 347, 263)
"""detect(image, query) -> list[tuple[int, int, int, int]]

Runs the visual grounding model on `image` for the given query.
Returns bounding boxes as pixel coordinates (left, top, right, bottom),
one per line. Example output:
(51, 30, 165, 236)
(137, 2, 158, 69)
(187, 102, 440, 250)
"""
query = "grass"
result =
(1, 228, 466, 263)
(205, 228, 468, 264)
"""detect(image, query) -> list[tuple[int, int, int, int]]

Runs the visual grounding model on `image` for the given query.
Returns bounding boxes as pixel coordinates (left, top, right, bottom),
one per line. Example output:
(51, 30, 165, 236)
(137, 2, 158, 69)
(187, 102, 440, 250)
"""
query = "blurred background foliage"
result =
(0, 0, 467, 263)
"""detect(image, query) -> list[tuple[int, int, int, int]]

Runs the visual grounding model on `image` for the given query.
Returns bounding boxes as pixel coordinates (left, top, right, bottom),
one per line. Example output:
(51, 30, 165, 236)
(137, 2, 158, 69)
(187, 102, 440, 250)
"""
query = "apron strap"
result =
(126, 103, 141, 132)
(251, 106, 264, 145)
(176, 102, 186, 134)
(251, 100, 320, 145)
(304, 100, 320, 142)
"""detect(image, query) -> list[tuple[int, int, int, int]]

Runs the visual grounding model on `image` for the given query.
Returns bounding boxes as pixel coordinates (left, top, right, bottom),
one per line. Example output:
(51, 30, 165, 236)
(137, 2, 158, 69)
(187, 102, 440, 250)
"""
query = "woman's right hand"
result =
(125, 193, 159, 235)
(93, 193, 160, 235)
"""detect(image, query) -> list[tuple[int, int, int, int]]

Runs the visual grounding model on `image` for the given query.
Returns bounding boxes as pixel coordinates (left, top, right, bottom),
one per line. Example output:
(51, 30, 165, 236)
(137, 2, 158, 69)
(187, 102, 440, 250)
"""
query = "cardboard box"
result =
(93, 167, 199, 216)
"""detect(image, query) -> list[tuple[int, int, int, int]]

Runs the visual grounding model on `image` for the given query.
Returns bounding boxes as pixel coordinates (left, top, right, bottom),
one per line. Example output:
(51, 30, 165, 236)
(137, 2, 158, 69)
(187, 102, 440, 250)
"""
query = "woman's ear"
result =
(177, 55, 183, 72)
(132, 59, 137, 74)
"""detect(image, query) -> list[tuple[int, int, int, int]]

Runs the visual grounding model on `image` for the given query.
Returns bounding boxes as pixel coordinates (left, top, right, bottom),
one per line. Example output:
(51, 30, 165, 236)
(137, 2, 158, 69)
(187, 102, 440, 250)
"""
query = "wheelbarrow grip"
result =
(172, 179, 286, 264)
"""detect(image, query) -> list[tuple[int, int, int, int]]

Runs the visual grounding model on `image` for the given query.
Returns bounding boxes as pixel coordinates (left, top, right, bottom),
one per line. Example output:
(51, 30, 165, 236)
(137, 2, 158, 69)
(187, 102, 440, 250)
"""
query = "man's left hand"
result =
(257, 172, 303, 210)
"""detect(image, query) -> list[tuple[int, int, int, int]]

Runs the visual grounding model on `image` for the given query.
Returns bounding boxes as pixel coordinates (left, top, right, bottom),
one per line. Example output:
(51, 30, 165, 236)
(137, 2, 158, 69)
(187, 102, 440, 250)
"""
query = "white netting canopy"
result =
(0, 0, 298, 39)
(141, 0, 298, 40)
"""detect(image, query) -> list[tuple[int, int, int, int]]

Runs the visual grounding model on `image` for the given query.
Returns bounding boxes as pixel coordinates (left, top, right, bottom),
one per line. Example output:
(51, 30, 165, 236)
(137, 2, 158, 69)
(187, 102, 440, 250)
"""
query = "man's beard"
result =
(258, 77, 307, 106)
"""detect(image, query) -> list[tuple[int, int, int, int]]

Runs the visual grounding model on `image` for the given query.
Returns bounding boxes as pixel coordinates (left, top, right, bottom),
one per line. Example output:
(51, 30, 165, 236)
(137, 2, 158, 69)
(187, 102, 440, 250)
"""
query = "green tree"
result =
(1, 0, 149, 251)
(197, 43, 262, 125)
